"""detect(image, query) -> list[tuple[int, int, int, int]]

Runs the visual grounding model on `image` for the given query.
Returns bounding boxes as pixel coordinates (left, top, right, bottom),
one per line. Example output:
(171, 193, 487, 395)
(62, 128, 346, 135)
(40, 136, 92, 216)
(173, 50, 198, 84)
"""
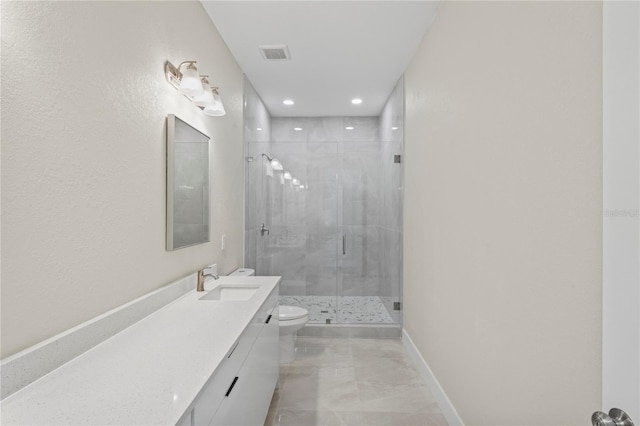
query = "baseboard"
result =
(402, 328, 465, 426)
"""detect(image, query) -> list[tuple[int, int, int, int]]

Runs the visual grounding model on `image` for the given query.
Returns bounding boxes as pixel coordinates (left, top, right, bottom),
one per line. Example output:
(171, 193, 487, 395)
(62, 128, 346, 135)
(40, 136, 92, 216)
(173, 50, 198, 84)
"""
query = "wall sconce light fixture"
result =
(262, 153, 284, 171)
(258, 154, 306, 189)
(165, 60, 226, 116)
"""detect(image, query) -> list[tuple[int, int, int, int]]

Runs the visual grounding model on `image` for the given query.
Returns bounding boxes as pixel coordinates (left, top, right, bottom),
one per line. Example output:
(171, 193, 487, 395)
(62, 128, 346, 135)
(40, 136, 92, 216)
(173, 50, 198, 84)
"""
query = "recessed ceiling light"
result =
(257, 127, 263, 131)
(345, 126, 355, 130)
(391, 127, 399, 130)
(283, 99, 294, 105)
(294, 127, 303, 131)
(351, 98, 363, 105)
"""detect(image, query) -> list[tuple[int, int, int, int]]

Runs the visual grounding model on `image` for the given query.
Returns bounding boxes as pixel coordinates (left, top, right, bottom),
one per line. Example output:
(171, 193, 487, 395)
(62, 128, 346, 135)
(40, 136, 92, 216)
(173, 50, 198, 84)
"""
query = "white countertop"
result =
(0, 275, 280, 425)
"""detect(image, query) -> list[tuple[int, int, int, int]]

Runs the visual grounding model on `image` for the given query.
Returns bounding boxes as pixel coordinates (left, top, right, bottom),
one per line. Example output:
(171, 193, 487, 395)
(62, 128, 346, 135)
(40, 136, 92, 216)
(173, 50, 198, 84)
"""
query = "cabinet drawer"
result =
(210, 305, 279, 426)
(192, 331, 254, 425)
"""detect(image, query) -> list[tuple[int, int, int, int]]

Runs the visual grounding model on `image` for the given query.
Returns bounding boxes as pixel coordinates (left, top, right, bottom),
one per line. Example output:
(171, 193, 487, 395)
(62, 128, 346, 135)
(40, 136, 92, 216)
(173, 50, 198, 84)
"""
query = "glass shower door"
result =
(339, 141, 385, 324)
(338, 139, 402, 325)
(253, 140, 340, 324)
(302, 141, 340, 323)
(246, 116, 403, 327)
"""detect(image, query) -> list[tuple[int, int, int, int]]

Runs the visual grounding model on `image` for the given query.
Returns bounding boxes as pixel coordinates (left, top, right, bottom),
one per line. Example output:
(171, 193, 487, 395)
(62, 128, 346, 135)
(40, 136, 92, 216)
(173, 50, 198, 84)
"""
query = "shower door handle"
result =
(260, 223, 270, 236)
(342, 235, 346, 255)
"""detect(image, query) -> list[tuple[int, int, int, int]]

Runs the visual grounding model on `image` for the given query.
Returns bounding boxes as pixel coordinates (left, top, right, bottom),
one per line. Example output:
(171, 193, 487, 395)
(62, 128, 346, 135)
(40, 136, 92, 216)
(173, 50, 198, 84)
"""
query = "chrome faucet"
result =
(197, 269, 220, 292)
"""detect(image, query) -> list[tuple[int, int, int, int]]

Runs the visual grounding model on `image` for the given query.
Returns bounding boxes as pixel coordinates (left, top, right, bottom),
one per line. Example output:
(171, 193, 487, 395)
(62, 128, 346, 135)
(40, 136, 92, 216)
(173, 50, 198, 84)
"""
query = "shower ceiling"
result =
(201, 1, 441, 117)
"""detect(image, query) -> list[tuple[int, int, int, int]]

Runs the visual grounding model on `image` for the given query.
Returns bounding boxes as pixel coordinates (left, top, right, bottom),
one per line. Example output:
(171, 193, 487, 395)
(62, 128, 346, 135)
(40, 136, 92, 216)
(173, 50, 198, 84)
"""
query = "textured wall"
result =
(403, 1, 602, 424)
(1, 1, 245, 358)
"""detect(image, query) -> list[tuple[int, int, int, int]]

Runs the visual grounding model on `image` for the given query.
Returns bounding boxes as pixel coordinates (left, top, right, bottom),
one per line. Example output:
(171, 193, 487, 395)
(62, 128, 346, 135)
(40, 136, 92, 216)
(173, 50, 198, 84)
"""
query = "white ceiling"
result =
(201, 1, 441, 117)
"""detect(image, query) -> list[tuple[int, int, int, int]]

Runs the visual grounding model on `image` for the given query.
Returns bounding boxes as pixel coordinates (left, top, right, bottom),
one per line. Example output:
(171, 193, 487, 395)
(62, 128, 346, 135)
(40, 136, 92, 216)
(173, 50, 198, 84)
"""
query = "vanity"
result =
(0, 275, 280, 425)
(182, 278, 279, 426)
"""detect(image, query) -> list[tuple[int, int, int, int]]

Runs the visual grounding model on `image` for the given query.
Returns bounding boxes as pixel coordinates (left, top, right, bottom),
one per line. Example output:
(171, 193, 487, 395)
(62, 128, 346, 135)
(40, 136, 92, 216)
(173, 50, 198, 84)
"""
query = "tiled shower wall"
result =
(260, 117, 382, 299)
(244, 77, 404, 324)
(244, 77, 272, 269)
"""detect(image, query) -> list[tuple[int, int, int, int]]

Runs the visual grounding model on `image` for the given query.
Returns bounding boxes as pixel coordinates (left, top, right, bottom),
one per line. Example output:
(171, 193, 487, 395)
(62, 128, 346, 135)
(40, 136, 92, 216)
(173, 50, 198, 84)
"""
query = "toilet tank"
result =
(228, 268, 255, 276)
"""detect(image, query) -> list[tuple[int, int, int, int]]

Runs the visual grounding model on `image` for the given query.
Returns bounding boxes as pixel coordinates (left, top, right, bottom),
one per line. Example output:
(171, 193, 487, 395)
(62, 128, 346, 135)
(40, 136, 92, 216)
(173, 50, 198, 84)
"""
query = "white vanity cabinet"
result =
(0, 276, 282, 426)
(182, 287, 279, 426)
(210, 305, 279, 426)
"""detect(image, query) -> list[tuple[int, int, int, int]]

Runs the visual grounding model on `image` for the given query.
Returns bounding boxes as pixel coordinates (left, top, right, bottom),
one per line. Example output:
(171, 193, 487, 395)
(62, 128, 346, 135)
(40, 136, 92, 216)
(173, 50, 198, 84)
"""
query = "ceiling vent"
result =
(259, 45, 291, 60)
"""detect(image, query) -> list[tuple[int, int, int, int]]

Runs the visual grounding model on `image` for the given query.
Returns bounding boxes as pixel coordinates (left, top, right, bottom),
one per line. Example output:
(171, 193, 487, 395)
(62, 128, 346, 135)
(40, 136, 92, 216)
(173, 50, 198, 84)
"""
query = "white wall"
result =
(1, 1, 245, 358)
(404, 1, 602, 424)
(602, 1, 640, 420)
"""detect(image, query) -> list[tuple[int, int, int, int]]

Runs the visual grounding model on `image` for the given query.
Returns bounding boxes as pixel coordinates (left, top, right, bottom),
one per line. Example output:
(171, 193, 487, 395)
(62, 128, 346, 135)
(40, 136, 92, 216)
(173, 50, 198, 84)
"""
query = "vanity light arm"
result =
(164, 60, 200, 88)
(177, 60, 198, 73)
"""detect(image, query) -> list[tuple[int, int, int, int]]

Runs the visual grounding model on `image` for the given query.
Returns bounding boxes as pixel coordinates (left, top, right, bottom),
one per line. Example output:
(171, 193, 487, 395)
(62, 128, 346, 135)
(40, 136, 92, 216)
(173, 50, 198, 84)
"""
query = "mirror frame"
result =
(166, 114, 211, 250)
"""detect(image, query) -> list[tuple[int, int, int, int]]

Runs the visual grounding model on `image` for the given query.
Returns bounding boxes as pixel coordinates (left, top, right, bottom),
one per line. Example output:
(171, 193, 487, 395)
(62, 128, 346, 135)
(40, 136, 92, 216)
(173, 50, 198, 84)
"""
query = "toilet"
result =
(278, 305, 309, 363)
(228, 268, 309, 364)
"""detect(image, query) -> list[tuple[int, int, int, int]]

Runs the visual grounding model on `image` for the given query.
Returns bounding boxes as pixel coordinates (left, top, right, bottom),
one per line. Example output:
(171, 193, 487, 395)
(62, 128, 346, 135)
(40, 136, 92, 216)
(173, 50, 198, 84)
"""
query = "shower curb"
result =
(298, 324, 401, 339)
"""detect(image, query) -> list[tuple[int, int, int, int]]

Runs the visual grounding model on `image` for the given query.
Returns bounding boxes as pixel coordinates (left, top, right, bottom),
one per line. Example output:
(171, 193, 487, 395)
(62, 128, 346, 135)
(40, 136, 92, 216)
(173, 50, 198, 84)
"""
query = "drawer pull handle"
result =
(225, 377, 239, 397)
(265, 314, 273, 324)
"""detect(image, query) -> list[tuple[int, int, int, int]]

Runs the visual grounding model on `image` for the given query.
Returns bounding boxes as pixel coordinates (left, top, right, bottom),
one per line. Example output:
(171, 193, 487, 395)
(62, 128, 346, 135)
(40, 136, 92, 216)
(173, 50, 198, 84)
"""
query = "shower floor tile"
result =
(279, 296, 395, 324)
(265, 337, 448, 426)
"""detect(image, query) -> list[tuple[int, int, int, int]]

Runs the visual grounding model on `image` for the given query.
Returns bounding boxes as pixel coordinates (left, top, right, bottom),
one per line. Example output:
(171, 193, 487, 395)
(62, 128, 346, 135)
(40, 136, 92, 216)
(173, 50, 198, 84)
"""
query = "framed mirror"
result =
(166, 114, 211, 250)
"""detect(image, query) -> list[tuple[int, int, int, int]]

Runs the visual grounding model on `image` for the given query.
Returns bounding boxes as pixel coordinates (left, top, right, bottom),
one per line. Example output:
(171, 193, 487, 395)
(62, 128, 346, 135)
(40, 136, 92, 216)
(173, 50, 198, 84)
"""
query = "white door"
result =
(602, 1, 639, 421)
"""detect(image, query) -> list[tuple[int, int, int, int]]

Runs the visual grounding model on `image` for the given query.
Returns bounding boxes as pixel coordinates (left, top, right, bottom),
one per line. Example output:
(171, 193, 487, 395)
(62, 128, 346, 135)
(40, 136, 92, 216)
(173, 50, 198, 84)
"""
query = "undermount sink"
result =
(199, 285, 260, 301)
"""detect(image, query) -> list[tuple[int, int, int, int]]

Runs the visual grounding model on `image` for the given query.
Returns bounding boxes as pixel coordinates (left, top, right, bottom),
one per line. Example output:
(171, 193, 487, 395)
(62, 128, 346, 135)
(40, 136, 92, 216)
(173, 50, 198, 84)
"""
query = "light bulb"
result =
(203, 92, 225, 116)
(203, 103, 224, 116)
(270, 159, 283, 171)
(179, 63, 204, 96)
(193, 80, 214, 107)
(213, 93, 226, 116)
(283, 172, 292, 180)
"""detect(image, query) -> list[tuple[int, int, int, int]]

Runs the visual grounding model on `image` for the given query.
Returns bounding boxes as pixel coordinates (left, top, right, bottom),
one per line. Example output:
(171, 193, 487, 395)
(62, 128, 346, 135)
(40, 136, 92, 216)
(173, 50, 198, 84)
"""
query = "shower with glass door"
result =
(244, 78, 404, 335)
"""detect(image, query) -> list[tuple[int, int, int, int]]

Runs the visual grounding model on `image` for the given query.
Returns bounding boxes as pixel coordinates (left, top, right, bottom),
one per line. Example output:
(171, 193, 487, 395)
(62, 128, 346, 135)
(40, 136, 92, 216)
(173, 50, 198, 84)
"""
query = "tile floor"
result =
(265, 337, 448, 426)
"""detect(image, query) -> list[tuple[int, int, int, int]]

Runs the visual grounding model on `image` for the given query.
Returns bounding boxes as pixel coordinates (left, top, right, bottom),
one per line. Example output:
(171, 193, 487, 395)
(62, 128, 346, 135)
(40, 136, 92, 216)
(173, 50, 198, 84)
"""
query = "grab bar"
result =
(342, 235, 346, 255)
